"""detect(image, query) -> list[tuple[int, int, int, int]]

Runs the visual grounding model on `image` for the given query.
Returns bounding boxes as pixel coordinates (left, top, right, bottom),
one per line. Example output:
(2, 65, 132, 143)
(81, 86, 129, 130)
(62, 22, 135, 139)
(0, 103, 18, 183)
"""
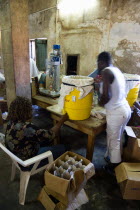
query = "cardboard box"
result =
(123, 126, 140, 162)
(38, 186, 89, 210)
(44, 151, 95, 203)
(38, 187, 66, 210)
(44, 186, 69, 206)
(115, 163, 140, 200)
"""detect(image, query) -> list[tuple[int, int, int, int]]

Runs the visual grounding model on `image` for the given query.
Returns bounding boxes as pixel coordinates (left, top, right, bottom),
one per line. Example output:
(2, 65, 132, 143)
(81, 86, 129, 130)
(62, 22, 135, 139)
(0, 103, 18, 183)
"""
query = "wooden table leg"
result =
(0, 109, 3, 126)
(53, 119, 61, 145)
(54, 132, 61, 145)
(53, 119, 57, 126)
(86, 133, 96, 162)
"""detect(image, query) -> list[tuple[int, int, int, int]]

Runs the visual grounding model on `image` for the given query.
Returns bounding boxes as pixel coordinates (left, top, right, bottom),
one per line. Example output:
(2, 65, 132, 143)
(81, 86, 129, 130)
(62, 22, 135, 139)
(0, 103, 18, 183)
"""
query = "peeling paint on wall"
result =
(29, 7, 57, 59)
(0, 30, 3, 69)
(109, 22, 140, 49)
(28, 0, 140, 75)
(136, 63, 140, 68)
(115, 50, 124, 57)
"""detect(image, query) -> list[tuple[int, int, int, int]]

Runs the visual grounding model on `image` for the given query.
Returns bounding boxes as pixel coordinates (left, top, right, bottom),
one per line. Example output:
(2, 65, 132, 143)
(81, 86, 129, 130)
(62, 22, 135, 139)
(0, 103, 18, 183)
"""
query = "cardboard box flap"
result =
(115, 163, 128, 183)
(115, 163, 140, 183)
(45, 171, 70, 197)
(127, 171, 140, 182)
(125, 163, 140, 182)
(125, 126, 136, 138)
(137, 139, 140, 147)
(124, 163, 140, 171)
(84, 163, 95, 180)
(45, 170, 85, 197)
(71, 170, 85, 194)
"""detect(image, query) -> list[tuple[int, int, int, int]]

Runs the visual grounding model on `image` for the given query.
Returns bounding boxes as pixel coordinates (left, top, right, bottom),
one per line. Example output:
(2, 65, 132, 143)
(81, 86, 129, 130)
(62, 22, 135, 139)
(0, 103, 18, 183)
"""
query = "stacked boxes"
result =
(115, 163, 140, 200)
(116, 127, 140, 200)
(38, 151, 95, 209)
(38, 186, 89, 210)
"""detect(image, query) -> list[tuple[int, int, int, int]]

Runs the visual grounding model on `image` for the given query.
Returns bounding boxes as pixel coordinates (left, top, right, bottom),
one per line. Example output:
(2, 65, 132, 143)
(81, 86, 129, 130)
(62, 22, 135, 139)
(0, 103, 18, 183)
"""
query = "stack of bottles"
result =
(51, 155, 86, 180)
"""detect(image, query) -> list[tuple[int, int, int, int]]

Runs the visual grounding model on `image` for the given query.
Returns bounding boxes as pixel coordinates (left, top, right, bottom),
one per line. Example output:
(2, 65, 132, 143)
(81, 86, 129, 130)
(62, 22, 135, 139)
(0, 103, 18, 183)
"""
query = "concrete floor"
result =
(0, 106, 140, 210)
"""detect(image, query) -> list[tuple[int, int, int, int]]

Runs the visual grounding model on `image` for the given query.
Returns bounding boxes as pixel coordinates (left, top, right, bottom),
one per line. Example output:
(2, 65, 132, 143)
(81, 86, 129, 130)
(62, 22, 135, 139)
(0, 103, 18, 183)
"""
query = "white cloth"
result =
(58, 84, 93, 109)
(0, 72, 5, 83)
(30, 58, 39, 83)
(0, 59, 39, 83)
(123, 73, 140, 94)
(126, 80, 140, 94)
(105, 103, 131, 163)
(62, 75, 94, 87)
(103, 67, 128, 110)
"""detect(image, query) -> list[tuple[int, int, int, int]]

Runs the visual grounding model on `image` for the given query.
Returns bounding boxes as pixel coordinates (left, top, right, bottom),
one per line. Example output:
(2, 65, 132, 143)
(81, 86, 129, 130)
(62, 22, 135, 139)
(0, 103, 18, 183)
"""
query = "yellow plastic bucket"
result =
(63, 88, 93, 120)
(126, 84, 140, 107)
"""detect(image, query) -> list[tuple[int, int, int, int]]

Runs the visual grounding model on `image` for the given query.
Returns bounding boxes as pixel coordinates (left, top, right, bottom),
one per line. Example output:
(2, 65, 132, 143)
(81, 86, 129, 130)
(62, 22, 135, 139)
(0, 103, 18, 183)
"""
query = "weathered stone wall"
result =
(57, 0, 110, 75)
(28, 0, 57, 59)
(109, 0, 140, 74)
(0, 0, 31, 106)
(28, 0, 140, 75)
(0, 30, 3, 69)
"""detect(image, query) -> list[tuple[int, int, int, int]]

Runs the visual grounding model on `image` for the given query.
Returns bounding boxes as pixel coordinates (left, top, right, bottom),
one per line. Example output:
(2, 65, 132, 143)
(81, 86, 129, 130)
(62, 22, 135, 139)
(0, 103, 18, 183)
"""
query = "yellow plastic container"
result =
(63, 88, 93, 120)
(126, 84, 140, 107)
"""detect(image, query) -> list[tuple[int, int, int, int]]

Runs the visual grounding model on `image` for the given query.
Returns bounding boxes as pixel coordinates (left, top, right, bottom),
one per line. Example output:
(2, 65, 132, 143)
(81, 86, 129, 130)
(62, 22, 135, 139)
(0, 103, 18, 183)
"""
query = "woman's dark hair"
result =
(98, 51, 112, 64)
(8, 96, 32, 122)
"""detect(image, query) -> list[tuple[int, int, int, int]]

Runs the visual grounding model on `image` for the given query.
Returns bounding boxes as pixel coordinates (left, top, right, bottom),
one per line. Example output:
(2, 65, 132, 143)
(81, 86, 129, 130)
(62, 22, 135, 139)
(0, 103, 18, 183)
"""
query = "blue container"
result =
(53, 45, 60, 50)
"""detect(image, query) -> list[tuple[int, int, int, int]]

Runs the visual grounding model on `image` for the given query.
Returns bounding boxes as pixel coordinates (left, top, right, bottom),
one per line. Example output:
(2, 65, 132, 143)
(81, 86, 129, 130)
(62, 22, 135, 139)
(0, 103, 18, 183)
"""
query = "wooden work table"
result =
(31, 81, 106, 161)
(47, 104, 106, 161)
(32, 95, 58, 108)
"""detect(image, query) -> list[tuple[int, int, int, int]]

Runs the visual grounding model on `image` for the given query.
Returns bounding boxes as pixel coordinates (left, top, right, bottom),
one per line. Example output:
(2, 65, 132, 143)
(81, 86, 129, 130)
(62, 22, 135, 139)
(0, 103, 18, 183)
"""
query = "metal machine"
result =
(39, 45, 61, 98)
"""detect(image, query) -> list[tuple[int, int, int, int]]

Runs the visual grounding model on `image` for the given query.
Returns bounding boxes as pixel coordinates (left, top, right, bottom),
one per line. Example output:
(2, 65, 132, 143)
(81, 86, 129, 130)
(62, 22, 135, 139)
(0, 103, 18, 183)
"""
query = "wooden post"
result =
(0, 0, 31, 107)
(31, 79, 37, 97)
(0, 109, 3, 126)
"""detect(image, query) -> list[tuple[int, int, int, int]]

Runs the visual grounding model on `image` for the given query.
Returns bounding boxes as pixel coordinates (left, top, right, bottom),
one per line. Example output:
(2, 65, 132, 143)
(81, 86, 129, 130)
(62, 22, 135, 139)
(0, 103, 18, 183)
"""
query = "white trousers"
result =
(105, 104, 131, 163)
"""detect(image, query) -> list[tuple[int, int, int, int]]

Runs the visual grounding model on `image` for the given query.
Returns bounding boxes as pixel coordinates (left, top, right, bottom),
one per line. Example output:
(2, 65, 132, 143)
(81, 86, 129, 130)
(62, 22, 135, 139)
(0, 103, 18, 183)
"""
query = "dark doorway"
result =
(66, 55, 79, 75)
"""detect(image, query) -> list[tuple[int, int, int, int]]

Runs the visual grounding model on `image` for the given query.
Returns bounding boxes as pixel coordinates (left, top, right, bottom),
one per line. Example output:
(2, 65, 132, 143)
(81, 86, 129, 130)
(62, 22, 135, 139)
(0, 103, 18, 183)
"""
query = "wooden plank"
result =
(31, 80, 37, 97)
(32, 95, 58, 106)
(47, 104, 106, 129)
(53, 119, 61, 145)
(94, 124, 106, 135)
(51, 113, 93, 135)
(86, 133, 95, 161)
(73, 117, 106, 129)
(0, 109, 3, 126)
(0, 99, 7, 102)
(32, 99, 48, 109)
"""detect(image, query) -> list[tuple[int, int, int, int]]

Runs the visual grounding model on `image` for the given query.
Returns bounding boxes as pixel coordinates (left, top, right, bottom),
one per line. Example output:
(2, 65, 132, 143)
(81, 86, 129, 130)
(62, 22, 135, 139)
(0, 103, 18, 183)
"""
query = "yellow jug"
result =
(126, 84, 140, 107)
(63, 88, 93, 120)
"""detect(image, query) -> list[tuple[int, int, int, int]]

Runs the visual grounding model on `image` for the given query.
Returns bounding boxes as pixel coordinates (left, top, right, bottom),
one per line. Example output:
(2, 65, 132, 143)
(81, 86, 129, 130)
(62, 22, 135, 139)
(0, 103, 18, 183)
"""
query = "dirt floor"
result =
(0, 106, 140, 210)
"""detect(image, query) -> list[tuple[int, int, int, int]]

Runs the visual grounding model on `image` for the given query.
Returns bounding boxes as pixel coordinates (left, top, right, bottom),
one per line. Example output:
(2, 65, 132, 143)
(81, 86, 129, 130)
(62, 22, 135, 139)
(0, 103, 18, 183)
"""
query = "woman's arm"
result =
(50, 113, 69, 136)
(35, 113, 69, 145)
